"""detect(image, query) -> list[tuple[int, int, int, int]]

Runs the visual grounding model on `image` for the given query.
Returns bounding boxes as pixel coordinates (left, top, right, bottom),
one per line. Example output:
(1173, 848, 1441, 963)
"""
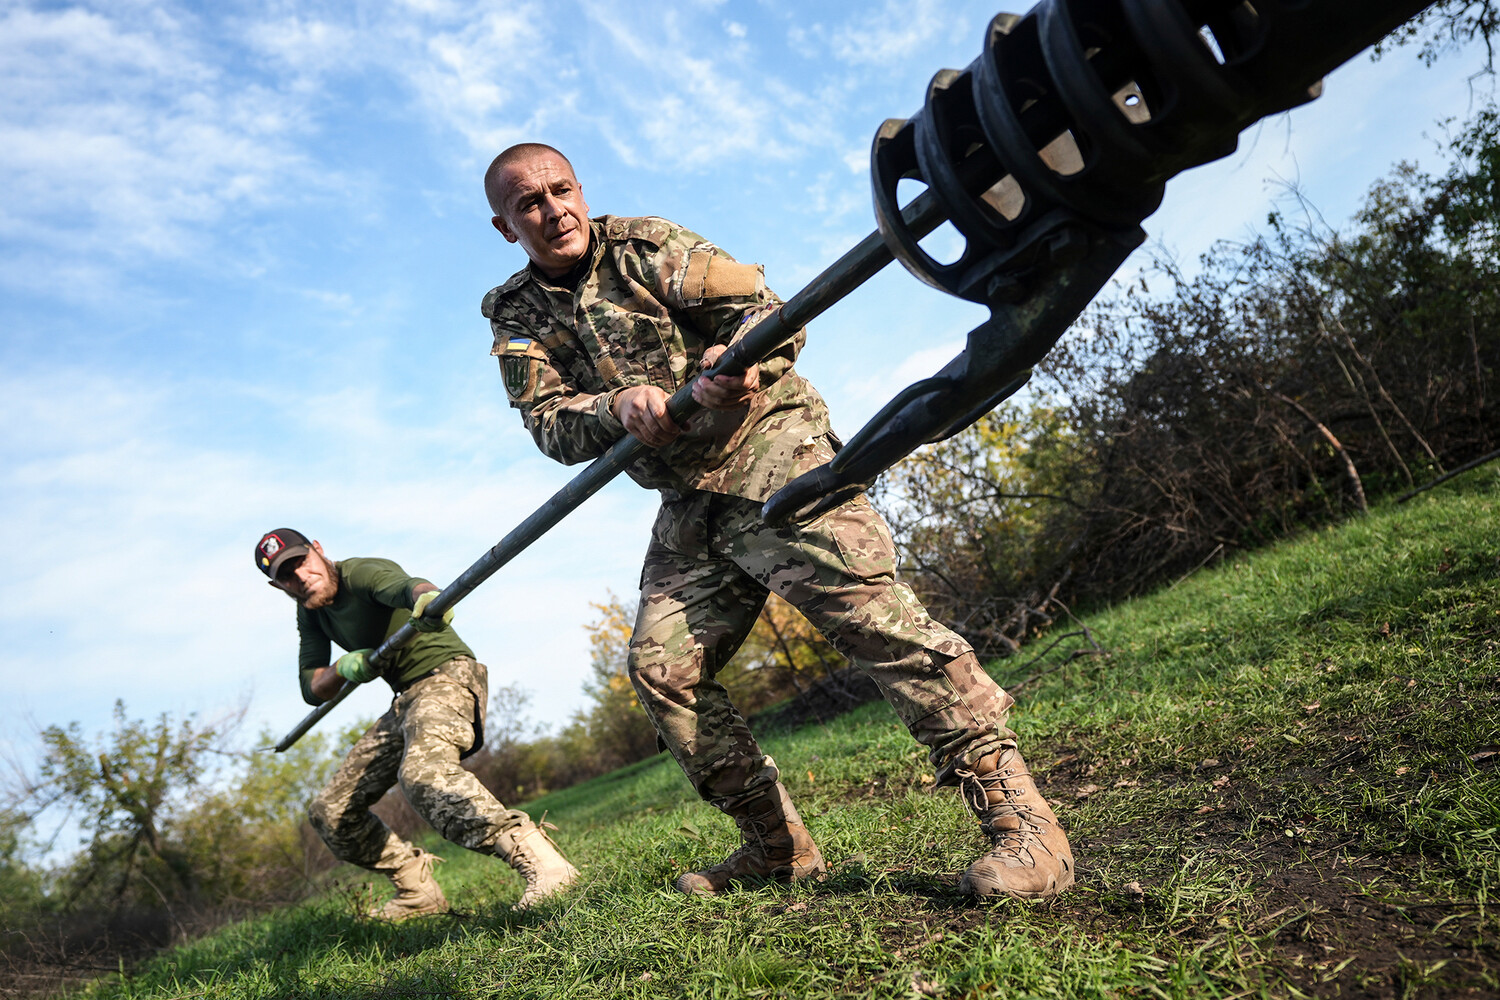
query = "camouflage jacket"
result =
(481, 215, 836, 502)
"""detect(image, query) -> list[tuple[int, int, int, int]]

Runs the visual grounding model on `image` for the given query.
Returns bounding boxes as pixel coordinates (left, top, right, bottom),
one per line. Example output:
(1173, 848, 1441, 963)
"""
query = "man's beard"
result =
(301, 585, 336, 610)
(299, 557, 339, 610)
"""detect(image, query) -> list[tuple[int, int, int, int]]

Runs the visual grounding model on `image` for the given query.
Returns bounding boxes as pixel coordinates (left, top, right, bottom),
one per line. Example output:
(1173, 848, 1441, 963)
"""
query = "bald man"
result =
(478, 143, 1073, 901)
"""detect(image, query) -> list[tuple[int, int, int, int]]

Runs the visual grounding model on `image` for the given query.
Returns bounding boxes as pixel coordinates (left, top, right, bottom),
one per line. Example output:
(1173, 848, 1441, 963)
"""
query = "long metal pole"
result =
(272, 192, 949, 752)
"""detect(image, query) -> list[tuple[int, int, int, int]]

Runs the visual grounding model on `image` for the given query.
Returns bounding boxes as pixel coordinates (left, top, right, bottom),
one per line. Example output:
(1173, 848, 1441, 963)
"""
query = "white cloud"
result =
(243, 15, 363, 79)
(582, 1, 794, 170)
(829, 0, 947, 66)
(403, 4, 555, 154)
(0, 3, 318, 293)
(0, 364, 656, 763)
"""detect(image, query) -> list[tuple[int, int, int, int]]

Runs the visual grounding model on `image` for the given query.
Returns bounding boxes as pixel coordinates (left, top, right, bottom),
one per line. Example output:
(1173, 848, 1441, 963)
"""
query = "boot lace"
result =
(956, 761, 1047, 862)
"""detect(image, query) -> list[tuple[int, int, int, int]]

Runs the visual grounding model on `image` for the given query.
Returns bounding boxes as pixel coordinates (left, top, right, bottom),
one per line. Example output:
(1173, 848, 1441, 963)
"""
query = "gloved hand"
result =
(334, 648, 378, 684)
(409, 590, 454, 633)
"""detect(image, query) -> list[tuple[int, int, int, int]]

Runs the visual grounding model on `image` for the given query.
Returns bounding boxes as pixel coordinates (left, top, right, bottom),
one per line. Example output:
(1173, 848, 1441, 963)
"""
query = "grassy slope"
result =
(87, 475, 1500, 999)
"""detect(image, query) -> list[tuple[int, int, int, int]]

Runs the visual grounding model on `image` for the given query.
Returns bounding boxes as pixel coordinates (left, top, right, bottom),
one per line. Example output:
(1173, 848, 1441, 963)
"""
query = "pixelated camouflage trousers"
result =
(308, 656, 527, 872)
(628, 491, 1017, 812)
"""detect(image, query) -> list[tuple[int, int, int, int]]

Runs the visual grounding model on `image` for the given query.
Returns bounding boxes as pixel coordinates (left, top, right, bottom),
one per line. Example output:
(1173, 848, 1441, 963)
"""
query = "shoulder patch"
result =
(499, 337, 549, 401)
(605, 215, 675, 249)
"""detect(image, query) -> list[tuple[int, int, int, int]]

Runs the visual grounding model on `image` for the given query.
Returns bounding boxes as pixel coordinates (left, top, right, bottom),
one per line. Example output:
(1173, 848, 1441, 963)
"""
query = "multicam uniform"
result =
(299, 558, 527, 873)
(482, 216, 1018, 812)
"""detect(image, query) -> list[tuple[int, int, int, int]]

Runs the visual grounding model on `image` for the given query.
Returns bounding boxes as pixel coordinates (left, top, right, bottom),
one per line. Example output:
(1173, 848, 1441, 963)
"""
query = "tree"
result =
(1375, 0, 1500, 71)
(169, 729, 342, 906)
(577, 594, 661, 770)
(736, 594, 846, 698)
(21, 701, 236, 910)
(871, 403, 1089, 656)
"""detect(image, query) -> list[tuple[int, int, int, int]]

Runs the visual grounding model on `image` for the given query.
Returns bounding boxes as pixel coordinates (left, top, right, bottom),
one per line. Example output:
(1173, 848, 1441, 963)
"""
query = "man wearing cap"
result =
(478, 143, 1074, 901)
(255, 528, 578, 917)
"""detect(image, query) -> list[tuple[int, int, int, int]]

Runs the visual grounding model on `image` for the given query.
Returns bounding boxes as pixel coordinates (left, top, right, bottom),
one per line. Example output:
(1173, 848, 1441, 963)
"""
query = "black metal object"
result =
(761, 0, 1432, 523)
(274, 0, 1431, 750)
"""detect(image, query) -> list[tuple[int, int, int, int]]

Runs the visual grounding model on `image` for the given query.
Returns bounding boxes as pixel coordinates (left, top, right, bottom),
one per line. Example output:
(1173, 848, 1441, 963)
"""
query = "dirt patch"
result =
(2, 908, 185, 999)
(1257, 848, 1495, 998)
(809, 734, 1496, 997)
(1068, 818, 1498, 998)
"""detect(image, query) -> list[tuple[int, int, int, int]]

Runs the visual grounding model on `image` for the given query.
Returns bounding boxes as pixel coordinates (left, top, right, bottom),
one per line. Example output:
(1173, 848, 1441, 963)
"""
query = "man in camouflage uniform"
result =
(480, 144, 1073, 900)
(255, 527, 578, 917)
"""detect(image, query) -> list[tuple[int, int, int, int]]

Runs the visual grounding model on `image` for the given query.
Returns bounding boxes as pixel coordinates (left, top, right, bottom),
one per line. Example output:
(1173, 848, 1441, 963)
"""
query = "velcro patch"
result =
(683, 251, 761, 302)
(595, 353, 620, 383)
(704, 258, 761, 298)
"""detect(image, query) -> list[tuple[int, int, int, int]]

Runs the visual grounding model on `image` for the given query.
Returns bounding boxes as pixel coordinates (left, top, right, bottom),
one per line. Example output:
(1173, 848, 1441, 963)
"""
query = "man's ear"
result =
(311, 540, 325, 557)
(493, 215, 518, 243)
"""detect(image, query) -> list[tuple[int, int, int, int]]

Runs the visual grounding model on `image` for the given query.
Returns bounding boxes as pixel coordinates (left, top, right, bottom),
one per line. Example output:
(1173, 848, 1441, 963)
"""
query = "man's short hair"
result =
(485, 143, 574, 216)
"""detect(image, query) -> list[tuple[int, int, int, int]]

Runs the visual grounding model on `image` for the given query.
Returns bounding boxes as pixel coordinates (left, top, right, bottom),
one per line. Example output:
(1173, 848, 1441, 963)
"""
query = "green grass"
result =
(81, 473, 1500, 999)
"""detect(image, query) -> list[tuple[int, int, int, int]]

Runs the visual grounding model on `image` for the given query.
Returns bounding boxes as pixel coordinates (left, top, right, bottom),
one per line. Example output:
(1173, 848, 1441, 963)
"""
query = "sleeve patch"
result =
(682, 252, 762, 302)
(500, 337, 548, 401)
(704, 257, 761, 298)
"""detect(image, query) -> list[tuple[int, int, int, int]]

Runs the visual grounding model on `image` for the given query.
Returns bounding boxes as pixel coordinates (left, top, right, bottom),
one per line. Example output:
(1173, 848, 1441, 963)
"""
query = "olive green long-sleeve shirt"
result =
(481, 215, 838, 502)
(295, 557, 473, 705)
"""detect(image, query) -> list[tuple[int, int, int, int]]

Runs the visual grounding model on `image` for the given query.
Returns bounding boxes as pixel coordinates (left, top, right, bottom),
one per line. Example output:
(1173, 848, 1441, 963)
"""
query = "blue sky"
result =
(0, 0, 1488, 788)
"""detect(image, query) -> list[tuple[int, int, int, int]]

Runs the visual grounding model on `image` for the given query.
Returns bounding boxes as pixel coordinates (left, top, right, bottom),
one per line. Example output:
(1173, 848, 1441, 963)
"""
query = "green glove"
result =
(334, 648, 378, 684)
(409, 590, 455, 633)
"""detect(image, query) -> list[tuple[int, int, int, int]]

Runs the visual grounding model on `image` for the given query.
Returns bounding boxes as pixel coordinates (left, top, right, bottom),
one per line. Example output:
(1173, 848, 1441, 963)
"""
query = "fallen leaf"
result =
(918, 773, 936, 785)
(1395, 766, 1410, 775)
(1114, 779, 1140, 788)
(1199, 758, 1221, 769)
(807, 770, 816, 784)
(911, 973, 941, 997)
(1303, 701, 1321, 713)
(1213, 776, 1231, 789)
(1195, 805, 1215, 815)
(1076, 784, 1103, 799)
(1122, 881, 1146, 897)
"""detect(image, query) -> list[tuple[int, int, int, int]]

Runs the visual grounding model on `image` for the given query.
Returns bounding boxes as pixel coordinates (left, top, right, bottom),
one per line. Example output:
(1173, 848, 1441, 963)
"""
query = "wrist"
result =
(598, 388, 627, 436)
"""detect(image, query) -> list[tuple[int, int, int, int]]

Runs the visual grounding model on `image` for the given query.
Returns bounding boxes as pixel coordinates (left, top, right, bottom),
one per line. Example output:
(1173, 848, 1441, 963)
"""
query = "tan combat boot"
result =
(958, 747, 1075, 900)
(492, 818, 580, 910)
(676, 782, 826, 895)
(372, 847, 449, 920)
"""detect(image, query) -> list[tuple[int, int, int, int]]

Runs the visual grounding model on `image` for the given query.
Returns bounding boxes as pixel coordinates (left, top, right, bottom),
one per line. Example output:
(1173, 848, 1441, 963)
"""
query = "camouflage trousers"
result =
(308, 656, 527, 873)
(628, 491, 1017, 812)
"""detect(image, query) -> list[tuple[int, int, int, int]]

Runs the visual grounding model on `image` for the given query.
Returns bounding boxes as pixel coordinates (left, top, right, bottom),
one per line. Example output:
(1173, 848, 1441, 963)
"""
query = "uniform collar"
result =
(527, 219, 603, 292)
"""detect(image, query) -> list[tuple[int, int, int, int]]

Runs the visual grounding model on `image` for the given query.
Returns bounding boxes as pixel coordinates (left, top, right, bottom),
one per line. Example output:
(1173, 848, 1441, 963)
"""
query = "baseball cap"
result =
(255, 528, 312, 581)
